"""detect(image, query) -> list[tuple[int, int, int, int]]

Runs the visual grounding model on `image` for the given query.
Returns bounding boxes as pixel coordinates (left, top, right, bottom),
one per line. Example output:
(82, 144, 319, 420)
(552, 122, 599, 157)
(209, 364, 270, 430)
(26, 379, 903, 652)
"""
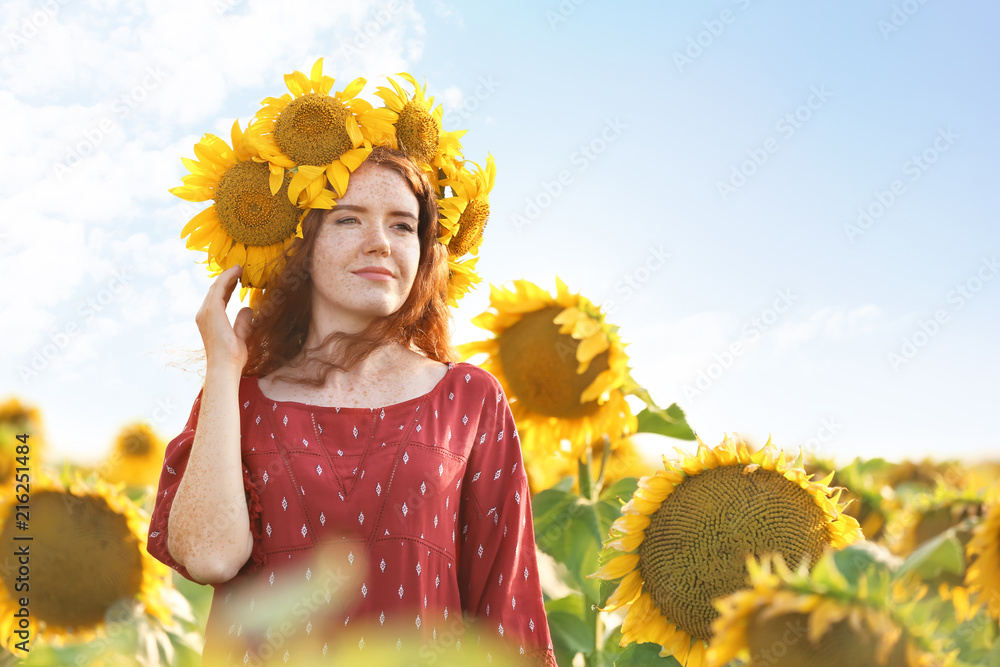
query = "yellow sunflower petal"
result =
(589, 553, 640, 581)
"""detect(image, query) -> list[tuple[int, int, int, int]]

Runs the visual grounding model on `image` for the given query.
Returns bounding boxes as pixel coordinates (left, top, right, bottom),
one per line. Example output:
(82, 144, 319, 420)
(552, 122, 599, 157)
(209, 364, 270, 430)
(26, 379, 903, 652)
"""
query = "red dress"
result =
(147, 362, 556, 666)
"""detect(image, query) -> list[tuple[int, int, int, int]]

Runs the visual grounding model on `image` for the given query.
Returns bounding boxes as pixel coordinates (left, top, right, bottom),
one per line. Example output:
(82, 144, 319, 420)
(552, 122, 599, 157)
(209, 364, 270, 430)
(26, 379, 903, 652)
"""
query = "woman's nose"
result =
(364, 222, 390, 255)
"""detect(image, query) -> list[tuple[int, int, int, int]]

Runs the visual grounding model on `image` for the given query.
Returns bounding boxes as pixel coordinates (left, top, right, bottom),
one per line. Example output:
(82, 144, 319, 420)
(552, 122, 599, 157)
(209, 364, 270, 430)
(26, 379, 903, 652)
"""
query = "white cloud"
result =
(441, 85, 464, 111)
(770, 304, 883, 349)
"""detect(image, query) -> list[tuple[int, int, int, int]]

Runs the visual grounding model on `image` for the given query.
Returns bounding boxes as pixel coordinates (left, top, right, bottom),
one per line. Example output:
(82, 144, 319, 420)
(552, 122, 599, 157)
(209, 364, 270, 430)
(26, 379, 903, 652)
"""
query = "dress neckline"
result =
(252, 361, 456, 412)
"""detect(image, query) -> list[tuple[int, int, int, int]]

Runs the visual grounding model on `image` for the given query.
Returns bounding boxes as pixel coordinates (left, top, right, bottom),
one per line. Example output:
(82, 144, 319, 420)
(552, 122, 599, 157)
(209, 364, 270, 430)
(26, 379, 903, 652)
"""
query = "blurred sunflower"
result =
(170, 120, 303, 289)
(248, 58, 393, 205)
(372, 73, 466, 177)
(458, 278, 636, 459)
(0, 398, 44, 487)
(708, 555, 947, 667)
(99, 422, 166, 489)
(963, 461, 1000, 497)
(883, 459, 966, 496)
(0, 474, 171, 653)
(887, 484, 984, 557)
(596, 435, 656, 485)
(937, 582, 981, 624)
(965, 501, 1000, 619)
(590, 436, 861, 666)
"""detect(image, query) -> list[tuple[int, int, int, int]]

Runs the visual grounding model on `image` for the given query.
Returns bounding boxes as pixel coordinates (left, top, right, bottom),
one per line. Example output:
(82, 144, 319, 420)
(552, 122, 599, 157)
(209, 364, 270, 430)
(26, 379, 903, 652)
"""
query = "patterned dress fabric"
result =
(147, 362, 556, 666)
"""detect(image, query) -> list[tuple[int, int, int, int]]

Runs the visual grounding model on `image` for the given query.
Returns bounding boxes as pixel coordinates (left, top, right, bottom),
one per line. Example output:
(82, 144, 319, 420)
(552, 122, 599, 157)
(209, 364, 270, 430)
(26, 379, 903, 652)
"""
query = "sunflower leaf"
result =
(828, 541, 900, 583)
(547, 610, 596, 660)
(635, 404, 696, 440)
(596, 480, 638, 539)
(893, 526, 966, 581)
(545, 593, 587, 617)
(598, 576, 621, 609)
(532, 488, 604, 600)
(613, 642, 683, 666)
(599, 478, 639, 506)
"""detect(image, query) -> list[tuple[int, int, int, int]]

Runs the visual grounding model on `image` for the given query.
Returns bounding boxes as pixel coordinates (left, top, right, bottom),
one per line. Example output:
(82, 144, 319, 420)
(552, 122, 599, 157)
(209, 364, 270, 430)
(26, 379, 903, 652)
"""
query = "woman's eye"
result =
(394, 223, 416, 233)
(336, 217, 359, 224)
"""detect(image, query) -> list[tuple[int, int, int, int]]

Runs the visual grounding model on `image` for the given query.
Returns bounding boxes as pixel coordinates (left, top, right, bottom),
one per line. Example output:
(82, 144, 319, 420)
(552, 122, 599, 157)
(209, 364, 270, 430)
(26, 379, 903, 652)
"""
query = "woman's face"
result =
(309, 161, 422, 331)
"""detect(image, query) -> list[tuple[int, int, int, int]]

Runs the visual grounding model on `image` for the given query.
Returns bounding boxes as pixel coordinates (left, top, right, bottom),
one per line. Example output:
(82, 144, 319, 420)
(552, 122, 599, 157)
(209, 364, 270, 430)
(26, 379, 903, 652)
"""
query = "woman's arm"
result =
(457, 377, 557, 666)
(165, 264, 256, 584)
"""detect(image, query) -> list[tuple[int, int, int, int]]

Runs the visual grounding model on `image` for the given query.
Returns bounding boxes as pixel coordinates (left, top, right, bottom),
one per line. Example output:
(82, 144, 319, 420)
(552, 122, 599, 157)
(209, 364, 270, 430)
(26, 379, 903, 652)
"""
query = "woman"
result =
(148, 69, 556, 665)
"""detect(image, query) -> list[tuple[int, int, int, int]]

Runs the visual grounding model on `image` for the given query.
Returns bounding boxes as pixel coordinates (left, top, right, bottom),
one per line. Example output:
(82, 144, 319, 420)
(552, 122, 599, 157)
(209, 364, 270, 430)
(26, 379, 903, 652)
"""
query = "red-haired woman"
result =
(148, 147, 556, 666)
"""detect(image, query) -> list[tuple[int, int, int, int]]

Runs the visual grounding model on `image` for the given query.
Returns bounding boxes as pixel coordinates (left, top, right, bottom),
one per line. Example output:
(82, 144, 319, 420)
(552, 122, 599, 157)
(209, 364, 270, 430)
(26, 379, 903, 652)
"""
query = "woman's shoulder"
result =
(447, 362, 505, 398)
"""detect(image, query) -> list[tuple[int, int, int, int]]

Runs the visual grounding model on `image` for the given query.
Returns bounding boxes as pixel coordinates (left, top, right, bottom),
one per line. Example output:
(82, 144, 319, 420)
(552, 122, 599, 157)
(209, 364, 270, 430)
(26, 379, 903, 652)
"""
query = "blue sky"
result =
(1, 0, 997, 466)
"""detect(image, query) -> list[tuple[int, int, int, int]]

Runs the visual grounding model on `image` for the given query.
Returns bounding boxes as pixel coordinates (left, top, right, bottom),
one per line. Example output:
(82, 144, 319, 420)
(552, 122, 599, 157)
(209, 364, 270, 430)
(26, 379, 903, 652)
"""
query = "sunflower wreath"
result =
(170, 59, 493, 306)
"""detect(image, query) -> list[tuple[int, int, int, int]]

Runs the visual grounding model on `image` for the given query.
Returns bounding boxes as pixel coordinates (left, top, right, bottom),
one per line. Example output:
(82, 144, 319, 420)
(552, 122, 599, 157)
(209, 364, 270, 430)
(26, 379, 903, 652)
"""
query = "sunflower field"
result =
(1, 279, 999, 667)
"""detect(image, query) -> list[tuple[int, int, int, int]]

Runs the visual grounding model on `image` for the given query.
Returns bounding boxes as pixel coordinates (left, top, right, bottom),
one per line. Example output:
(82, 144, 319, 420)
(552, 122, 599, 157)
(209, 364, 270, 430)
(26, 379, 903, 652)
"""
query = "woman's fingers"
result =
(213, 264, 244, 304)
(200, 265, 243, 317)
(196, 265, 249, 370)
(233, 307, 254, 344)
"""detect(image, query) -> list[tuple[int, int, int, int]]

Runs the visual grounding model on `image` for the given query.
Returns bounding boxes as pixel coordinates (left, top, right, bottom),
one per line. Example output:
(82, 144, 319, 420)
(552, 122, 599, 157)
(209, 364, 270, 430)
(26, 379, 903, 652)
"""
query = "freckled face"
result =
(309, 162, 422, 327)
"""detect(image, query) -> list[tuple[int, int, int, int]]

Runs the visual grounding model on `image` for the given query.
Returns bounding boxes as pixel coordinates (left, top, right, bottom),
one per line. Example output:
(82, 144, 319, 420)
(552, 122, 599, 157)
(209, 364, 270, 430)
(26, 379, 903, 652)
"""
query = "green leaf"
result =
(635, 403, 695, 440)
(598, 624, 625, 665)
(594, 478, 638, 543)
(598, 576, 621, 609)
(808, 551, 850, 591)
(894, 528, 966, 581)
(533, 488, 604, 601)
(534, 489, 603, 552)
(599, 477, 640, 505)
(545, 593, 587, 617)
(828, 542, 900, 583)
(613, 642, 683, 666)
(548, 610, 596, 656)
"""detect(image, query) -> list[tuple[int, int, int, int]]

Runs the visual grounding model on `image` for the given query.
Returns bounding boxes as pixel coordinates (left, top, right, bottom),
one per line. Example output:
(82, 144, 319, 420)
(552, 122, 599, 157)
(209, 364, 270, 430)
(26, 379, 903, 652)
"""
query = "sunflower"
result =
(708, 555, 947, 667)
(439, 156, 495, 259)
(589, 436, 862, 666)
(886, 484, 984, 557)
(170, 119, 303, 289)
(458, 278, 636, 459)
(966, 501, 1000, 619)
(883, 459, 966, 497)
(445, 255, 482, 308)
(0, 398, 44, 487)
(964, 461, 1000, 497)
(99, 422, 167, 488)
(247, 58, 393, 207)
(0, 474, 171, 654)
(372, 73, 465, 175)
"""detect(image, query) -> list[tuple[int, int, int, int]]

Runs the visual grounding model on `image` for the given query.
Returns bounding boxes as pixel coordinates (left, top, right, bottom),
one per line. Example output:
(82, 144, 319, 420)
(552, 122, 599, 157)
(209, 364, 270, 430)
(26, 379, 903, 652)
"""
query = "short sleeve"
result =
(458, 386, 556, 666)
(145, 388, 266, 584)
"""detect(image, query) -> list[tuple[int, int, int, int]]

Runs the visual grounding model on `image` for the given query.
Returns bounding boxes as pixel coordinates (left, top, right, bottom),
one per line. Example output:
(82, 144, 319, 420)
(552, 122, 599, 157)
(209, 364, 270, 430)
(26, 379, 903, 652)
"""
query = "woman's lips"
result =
(353, 270, 394, 282)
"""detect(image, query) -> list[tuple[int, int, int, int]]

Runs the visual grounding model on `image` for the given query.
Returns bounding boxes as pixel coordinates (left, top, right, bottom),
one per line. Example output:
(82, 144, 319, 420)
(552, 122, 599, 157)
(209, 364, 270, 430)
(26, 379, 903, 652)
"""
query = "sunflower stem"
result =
(594, 434, 612, 498)
(578, 448, 594, 502)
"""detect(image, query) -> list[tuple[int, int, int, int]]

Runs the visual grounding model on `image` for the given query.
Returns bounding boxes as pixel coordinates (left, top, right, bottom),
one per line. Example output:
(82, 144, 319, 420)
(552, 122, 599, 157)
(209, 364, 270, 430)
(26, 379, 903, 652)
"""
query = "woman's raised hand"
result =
(195, 264, 254, 373)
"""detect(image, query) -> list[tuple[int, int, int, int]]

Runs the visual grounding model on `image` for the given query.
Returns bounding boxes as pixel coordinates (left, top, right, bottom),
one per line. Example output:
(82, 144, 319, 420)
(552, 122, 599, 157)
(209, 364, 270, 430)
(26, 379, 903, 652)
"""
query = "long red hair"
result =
(241, 146, 457, 384)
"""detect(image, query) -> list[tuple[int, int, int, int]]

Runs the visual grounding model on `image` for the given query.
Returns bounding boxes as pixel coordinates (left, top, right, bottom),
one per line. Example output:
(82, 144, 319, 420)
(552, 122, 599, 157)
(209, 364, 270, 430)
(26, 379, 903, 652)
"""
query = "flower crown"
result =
(170, 59, 494, 306)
